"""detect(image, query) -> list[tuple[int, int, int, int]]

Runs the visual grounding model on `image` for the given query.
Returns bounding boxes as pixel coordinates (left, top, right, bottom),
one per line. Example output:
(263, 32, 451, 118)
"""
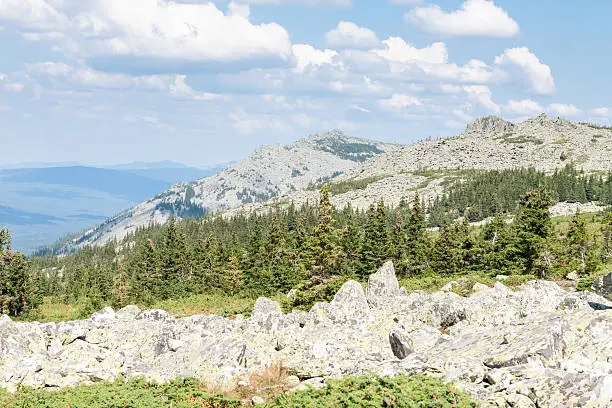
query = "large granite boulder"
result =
(1, 262, 611, 407)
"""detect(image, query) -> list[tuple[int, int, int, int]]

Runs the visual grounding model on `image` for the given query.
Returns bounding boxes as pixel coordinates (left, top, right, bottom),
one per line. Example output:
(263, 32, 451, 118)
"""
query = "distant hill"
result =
(0, 162, 227, 252)
(65, 130, 399, 249)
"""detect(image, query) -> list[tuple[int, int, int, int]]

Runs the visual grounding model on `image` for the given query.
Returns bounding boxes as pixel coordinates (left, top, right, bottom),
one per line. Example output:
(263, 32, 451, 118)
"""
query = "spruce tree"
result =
(0, 228, 39, 316)
(513, 190, 552, 273)
(303, 187, 343, 278)
(566, 210, 599, 275)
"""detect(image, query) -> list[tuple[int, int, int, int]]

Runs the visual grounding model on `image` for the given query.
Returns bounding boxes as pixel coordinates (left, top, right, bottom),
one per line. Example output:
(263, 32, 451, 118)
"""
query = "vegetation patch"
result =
(308, 175, 389, 195)
(499, 134, 544, 144)
(272, 375, 476, 408)
(0, 375, 477, 408)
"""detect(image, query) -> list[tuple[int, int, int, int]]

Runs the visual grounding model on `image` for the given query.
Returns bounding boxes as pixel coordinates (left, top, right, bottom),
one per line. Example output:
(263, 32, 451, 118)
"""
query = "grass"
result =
(149, 293, 258, 318)
(307, 175, 389, 195)
(0, 378, 242, 408)
(399, 272, 537, 295)
(272, 375, 476, 407)
(21, 293, 260, 323)
(0, 375, 476, 408)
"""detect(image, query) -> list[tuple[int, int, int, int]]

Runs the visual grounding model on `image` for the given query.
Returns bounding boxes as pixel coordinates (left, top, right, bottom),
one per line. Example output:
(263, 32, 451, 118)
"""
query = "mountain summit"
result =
(69, 131, 398, 248)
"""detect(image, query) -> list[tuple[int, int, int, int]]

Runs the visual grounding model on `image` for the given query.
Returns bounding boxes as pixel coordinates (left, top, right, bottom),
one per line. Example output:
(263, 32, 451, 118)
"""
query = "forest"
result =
(1, 166, 611, 318)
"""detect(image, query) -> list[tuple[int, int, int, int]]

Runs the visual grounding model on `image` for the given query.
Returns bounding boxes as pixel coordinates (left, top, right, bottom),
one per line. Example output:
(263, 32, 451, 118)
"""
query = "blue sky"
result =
(0, 0, 610, 167)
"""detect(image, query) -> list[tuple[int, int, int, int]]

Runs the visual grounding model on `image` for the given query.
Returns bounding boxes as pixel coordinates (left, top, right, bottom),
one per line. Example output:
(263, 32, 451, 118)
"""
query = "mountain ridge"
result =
(65, 130, 399, 249)
(58, 114, 612, 251)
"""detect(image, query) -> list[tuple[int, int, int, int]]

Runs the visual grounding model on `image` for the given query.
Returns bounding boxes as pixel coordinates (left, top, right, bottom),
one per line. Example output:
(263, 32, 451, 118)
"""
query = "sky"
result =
(0, 0, 610, 167)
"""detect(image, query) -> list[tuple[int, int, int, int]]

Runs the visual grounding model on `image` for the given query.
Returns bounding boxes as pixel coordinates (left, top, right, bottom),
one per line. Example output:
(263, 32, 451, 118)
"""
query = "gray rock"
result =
(1, 262, 611, 407)
(592, 272, 612, 301)
(366, 261, 401, 303)
(566, 271, 579, 281)
(388, 328, 413, 359)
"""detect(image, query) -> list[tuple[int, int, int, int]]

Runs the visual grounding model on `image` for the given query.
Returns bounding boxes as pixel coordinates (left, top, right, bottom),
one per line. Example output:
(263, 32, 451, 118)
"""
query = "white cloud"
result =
(495, 47, 555, 95)
(373, 37, 447, 64)
(505, 99, 543, 116)
(463, 85, 499, 114)
(325, 21, 379, 49)
(440, 84, 462, 94)
(592, 107, 610, 116)
(548, 103, 581, 117)
(26, 62, 220, 100)
(1, 0, 292, 66)
(0, 0, 67, 31)
(379, 93, 422, 109)
(292, 44, 339, 73)
(407, 0, 519, 37)
(390, 0, 423, 5)
(228, 0, 352, 7)
(351, 104, 370, 113)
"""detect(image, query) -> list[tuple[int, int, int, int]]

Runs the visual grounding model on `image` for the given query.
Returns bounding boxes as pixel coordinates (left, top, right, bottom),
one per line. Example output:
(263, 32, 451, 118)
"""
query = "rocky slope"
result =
(68, 131, 398, 247)
(65, 114, 612, 248)
(235, 114, 612, 214)
(2, 263, 611, 407)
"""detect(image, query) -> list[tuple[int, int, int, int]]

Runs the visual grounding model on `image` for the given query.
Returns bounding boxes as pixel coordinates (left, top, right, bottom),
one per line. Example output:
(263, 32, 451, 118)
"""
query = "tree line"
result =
(2, 166, 611, 316)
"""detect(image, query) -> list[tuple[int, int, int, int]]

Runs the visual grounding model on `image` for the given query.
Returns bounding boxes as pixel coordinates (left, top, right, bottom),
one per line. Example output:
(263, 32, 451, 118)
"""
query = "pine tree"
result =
(404, 192, 430, 275)
(513, 190, 552, 274)
(566, 210, 599, 275)
(158, 217, 188, 298)
(303, 187, 343, 278)
(431, 224, 462, 275)
(0, 228, 39, 316)
(360, 200, 391, 277)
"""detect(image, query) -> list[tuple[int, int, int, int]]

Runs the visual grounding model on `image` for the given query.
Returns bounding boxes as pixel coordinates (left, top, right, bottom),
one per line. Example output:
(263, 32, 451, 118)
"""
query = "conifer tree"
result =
(304, 187, 343, 278)
(158, 217, 188, 299)
(566, 210, 599, 275)
(404, 192, 430, 275)
(0, 228, 39, 316)
(513, 190, 552, 273)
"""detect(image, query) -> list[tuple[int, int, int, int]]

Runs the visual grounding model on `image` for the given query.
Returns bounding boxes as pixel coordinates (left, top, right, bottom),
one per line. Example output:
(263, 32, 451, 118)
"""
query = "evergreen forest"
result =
(2, 165, 611, 318)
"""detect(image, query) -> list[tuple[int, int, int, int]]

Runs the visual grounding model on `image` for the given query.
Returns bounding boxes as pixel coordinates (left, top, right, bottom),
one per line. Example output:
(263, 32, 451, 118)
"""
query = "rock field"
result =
(2, 263, 612, 407)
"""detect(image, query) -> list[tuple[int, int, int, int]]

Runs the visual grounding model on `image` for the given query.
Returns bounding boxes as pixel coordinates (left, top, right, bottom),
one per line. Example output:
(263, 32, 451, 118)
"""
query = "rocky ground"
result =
(2, 264, 611, 407)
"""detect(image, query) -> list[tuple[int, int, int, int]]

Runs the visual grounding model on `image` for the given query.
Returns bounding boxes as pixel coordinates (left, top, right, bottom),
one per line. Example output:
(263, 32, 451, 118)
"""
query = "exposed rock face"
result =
(2, 263, 612, 407)
(593, 272, 612, 301)
(233, 114, 612, 216)
(68, 131, 398, 249)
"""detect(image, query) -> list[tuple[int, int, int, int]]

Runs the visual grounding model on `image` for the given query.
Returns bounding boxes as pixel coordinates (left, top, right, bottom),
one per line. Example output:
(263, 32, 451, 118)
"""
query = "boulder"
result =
(592, 272, 612, 301)
(1, 262, 611, 407)
(365, 261, 401, 303)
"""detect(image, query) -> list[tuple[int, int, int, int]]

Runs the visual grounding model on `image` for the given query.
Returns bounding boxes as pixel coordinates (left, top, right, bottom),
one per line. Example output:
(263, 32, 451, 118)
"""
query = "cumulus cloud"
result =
(25, 62, 220, 100)
(505, 99, 543, 116)
(407, 0, 519, 37)
(292, 44, 339, 73)
(495, 47, 555, 95)
(379, 93, 422, 109)
(0, 0, 292, 68)
(591, 107, 610, 116)
(548, 103, 581, 117)
(373, 37, 448, 64)
(227, 0, 352, 7)
(463, 85, 499, 114)
(325, 21, 379, 49)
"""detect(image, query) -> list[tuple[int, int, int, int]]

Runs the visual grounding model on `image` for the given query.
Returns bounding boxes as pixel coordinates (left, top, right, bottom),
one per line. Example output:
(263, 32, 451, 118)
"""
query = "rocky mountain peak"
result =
(464, 115, 515, 138)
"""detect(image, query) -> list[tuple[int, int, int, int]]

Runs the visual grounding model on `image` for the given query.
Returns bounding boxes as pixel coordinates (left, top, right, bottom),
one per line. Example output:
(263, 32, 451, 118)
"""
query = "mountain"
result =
(60, 115, 612, 251)
(67, 130, 399, 248)
(233, 114, 612, 214)
(0, 163, 227, 252)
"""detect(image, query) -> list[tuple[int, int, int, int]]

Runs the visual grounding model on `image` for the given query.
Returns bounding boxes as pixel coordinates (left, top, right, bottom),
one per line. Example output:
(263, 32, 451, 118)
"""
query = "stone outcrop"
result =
(593, 272, 612, 301)
(2, 263, 612, 407)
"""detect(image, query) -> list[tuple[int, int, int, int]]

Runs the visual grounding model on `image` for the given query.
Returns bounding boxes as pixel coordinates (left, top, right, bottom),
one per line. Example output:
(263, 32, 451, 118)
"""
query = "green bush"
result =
(0, 378, 242, 408)
(270, 375, 477, 407)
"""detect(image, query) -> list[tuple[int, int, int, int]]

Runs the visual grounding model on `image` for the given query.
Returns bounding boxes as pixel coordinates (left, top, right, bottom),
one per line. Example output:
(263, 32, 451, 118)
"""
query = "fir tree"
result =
(513, 190, 552, 273)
